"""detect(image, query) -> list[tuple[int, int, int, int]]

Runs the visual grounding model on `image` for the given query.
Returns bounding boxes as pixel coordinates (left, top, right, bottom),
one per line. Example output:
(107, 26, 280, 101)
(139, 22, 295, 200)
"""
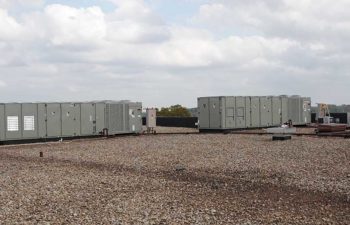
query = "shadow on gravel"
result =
(1, 151, 349, 210)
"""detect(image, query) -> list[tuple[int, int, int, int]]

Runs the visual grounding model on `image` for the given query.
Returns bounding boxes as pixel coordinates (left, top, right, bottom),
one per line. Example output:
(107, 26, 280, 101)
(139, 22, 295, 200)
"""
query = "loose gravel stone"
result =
(0, 127, 349, 224)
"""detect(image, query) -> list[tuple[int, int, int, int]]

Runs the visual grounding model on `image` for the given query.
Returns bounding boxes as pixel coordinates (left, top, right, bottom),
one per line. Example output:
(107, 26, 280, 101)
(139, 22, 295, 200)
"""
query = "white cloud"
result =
(193, 0, 350, 42)
(0, 0, 43, 9)
(0, 9, 23, 40)
(44, 5, 106, 47)
(0, 0, 349, 106)
(0, 80, 6, 87)
(105, 0, 170, 43)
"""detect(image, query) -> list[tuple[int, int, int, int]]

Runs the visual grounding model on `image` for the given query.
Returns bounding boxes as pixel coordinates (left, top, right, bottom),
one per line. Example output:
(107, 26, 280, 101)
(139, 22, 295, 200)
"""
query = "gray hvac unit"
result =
(198, 95, 311, 131)
(103, 101, 143, 135)
(0, 100, 142, 142)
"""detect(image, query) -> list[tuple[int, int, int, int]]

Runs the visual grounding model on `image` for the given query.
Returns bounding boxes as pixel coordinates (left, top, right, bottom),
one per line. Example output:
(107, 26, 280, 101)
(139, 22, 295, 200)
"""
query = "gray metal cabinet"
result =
(38, 104, 47, 138)
(245, 97, 251, 128)
(22, 103, 38, 139)
(124, 104, 130, 132)
(288, 97, 301, 125)
(198, 98, 210, 129)
(46, 104, 62, 137)
(96, 103, 105, 134)
(260, 97, 272, 127)
(106, 104, 122, 134)
(105, 102, 143, 135)
(235, 97, 246, 128)
(301, 98, 311, 124)
(209, 97, 221, 129)
(116, 104, 125, 133)
(250, 97, 260, 128)
(128, 103, 142, 133)
(81, 103, 96, 135)
(281, 97, 288, 124)
(61, 103, 81, 136)
(272, 97, 282, 126)
(224, 97, 235, 129)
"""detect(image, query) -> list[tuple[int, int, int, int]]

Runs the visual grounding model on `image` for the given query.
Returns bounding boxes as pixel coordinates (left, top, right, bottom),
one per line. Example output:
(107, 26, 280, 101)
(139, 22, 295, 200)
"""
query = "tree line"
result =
(156, 105, 191, 117)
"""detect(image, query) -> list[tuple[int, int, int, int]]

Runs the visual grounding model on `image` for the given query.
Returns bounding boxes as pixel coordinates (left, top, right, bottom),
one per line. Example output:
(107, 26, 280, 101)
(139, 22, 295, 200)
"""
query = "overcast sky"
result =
(0, 0, 349, 107)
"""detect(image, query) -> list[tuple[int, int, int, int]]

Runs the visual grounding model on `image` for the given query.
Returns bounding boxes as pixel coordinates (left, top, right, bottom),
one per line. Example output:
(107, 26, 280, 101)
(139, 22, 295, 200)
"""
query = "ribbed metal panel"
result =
(224, 96, 235, 129)
(245, 97, 251, 128)
(236, 97, 246, 128)
(0, 104, 5, 141)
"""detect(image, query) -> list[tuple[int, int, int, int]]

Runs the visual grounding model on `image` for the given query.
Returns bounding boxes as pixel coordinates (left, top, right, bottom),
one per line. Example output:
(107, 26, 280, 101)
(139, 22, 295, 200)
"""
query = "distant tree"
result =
(157, 105, 191, 117)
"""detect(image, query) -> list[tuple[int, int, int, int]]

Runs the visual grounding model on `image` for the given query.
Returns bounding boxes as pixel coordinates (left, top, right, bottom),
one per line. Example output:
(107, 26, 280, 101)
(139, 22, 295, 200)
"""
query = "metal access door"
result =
(288, 98, 300, 125)
(302, 98, 311, 124)
(61, 103, 81, 136)
(235, 97, 246, 128)
(260, 97, 272, 127)
(272, 97, 282, 126)
(250, 97, 260, 128)
(129, 103, 142, 133)
(95, 103, 106, 134)
(225, 97, 235, 129)
(46, 104, 62, 137)
(38, 104, 47, 138)
(124, 104, 130, 132)
(209, 97, 221, 129)
(198, 98, 209, 129)
(81, 103, 96, 135)
(281, 97, 288, 124)
(108, 103, 126, 134)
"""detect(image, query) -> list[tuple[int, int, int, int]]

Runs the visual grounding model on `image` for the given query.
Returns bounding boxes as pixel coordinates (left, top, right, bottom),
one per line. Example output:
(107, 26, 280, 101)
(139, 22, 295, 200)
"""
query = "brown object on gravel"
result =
(317, 124, 348, 133)
(0, 129, 349, 224)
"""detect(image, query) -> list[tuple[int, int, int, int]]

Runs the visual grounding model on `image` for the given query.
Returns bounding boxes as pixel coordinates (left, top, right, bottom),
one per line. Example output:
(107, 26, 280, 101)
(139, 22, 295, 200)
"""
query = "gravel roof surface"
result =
(0, 131, 349, 224)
